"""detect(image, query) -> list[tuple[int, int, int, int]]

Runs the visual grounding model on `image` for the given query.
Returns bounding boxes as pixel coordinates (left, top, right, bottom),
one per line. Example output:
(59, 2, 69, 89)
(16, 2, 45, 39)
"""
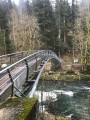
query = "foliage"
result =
(55, 0, 69, 55)
(66, 70, 75, 75)
(80, 65, 90, 74)
(56, 117, 70, 120)
(0, 0, 41, 55)
(0, 0, 89, 69)
(0, 0, 13, 54)
(0, 29, 5, 55)
(32, 0, 57, 50)
(55, 38, 68, 55)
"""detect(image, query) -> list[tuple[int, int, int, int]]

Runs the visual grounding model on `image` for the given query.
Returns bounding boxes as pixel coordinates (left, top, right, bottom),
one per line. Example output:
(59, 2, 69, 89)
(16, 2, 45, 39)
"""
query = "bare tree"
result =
(9, 4, 41, 52)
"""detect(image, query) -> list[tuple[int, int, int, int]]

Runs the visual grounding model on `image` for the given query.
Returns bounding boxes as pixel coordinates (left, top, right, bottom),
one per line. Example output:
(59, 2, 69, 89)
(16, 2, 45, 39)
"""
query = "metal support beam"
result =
(27, 80, 36, 83)
(35, 54, 37, 70)
(14, 86, 26, 97)
(25, 59, 29, 81)
(10, 55, 12, 64)
(7, 69, 13, 96)
(21, 52, 23, 59)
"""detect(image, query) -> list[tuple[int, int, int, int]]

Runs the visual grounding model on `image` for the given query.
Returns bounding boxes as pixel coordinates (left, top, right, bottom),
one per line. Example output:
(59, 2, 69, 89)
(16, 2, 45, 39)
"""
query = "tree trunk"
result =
(3, 30, 6, 54)
(64, 32, 66, 43)
(12, 23, 16, 50)
(73, 43, 75, 62)
(58, 29, 61, 58)
(58, 28, 61, 39)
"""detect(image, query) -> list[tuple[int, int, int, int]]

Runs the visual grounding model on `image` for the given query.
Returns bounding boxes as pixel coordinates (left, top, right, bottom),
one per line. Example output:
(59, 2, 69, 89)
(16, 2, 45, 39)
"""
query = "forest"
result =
(0, 0, 90, 70)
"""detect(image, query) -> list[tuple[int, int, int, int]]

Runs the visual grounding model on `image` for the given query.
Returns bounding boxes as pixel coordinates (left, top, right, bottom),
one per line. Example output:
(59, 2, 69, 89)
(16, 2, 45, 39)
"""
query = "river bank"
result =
(40, 113, 69, 120)
(35, 78, 90, 120)
(41, 71, 90, 82)
(0, 97, 70, 120)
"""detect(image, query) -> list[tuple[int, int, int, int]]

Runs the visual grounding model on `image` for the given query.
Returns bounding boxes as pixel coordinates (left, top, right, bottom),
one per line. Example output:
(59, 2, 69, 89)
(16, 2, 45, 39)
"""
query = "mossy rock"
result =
(40, 113, 70, 120)
(88, 95, 90, 99)
(0, 97, 38, 120)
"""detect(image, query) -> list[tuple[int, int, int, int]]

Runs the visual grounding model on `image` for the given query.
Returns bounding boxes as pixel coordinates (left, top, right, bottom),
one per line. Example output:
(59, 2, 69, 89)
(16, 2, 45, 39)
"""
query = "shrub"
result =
(66, 70, 75, 75)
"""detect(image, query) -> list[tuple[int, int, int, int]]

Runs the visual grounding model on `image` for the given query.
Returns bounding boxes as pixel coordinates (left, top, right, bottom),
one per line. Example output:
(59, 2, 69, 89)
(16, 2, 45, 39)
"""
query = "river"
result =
(34, 80, 90, 120)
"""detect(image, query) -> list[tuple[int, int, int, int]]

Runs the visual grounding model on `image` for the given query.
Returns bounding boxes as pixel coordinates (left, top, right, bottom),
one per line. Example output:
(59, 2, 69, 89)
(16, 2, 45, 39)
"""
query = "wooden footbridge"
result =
(0, 50, 61, 102)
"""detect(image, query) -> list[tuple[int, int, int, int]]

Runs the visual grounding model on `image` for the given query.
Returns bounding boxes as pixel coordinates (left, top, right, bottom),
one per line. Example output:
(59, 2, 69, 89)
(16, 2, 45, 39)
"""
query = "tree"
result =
(0, 0, 13, 54)
(77, 0, 90, 70)
(0, 29, 6, 55)
(71, 0, 78, 60)
(55, 0, 70, 56)
(25, 0, 33, 15)
(32, 0, 57, 50)
(9, 1, 41, 51)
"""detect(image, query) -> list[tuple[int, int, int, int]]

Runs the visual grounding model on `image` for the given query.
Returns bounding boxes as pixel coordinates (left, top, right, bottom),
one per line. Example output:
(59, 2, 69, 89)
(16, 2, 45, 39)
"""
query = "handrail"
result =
(0, 50, 39, 58)
(0, 50, 61, 102)
(0, 50, 41, 70)
(0, 50, 56, 74)
(29, 57, 55, 98)
(0, 50, 42, 73)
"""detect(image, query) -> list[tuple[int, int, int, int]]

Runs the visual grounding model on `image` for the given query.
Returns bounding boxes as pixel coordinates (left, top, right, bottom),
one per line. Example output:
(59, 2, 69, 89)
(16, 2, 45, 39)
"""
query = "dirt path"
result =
(0, 107, 18, 120)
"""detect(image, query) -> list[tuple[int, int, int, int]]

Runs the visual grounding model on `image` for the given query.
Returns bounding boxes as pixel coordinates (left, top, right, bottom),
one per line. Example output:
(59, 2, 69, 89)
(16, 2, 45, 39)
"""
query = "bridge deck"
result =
(0, 57, 41, 92)
(0, 67, 25, 91)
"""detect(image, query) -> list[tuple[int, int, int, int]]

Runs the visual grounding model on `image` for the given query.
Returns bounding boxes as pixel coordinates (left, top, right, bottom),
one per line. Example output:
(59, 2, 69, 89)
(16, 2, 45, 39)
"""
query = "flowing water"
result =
(34, 80, 90, 120)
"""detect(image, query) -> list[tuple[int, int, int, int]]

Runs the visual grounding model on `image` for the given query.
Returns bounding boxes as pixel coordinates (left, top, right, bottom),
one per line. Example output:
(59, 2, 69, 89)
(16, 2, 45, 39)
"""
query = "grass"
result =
(41, 71, 90, 82)
(56, 117, 70, 120)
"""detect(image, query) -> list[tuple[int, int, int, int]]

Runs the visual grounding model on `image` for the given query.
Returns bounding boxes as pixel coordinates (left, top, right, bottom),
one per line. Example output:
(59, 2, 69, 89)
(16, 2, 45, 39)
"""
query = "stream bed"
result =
(34, 80, 90, 120)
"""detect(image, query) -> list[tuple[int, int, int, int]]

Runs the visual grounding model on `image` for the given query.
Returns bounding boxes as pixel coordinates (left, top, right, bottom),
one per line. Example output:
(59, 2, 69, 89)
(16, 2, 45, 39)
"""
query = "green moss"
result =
(80, 65, 90, 75)
(57, 75, 77, 81)
(41, 72, 90, 82)
(0, 98, 21, 109)
(88, 95, 90, 98)
(80, 75, 90, 81)
(56, 117, 70, 120)
(17, 98, 37, 120)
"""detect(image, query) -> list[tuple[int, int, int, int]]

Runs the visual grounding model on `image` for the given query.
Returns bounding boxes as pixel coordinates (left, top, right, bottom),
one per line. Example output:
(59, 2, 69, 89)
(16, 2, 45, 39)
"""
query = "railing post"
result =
(44, 51, 46, 61)
(10, 55, 12, 64)
(25, 59, 29, 81)
(7, 69, 14, 96)
(35, 54, 37, 70)
(41, 53, 43, 63)
(48, 50, 49, 57)
(21, 52, 23, 59)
